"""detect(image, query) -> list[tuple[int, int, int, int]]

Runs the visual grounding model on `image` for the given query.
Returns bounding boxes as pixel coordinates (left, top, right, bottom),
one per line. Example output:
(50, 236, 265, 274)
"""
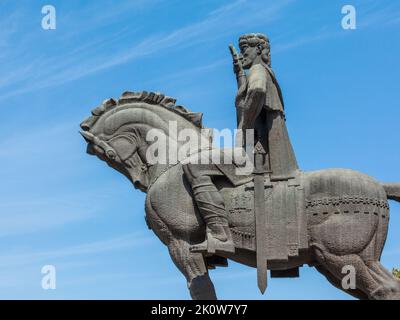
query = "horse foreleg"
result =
(168, 239, 217, 300)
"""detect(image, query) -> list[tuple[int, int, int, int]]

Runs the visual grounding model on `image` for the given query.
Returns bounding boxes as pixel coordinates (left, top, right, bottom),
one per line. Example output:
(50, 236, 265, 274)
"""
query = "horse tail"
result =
(382, 183, 400, 202)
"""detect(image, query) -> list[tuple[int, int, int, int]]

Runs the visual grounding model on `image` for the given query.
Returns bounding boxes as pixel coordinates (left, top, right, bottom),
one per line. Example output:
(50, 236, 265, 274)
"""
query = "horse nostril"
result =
(87, 144, 95, 155)
(81, 123, 90, 131)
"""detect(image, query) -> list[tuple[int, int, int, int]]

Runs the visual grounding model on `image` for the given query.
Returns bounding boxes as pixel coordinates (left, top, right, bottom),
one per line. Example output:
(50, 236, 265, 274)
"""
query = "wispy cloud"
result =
(208, 0, 247, 16)
(0, 120, 76, 158)
(0, 232, 157, 289)
(0, 232, 155, 268)
(0, 0, 293, 101)
(2, 0, 400, 103)
(358, 1, 400, 28)
(0, 201, 93, 238)
(274, 28, 338, 54)
(0, 119, 123, 238)
(144, 58, 229, 87)
(63, 271, 183, 289)
(272, 2, 400, 56)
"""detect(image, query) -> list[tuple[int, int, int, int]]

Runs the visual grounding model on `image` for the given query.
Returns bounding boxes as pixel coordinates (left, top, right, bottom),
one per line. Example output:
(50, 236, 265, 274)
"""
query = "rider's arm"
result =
(236, 70, 247, 90)
(241, 65, 267, 129)
(229, 44, 247, 90)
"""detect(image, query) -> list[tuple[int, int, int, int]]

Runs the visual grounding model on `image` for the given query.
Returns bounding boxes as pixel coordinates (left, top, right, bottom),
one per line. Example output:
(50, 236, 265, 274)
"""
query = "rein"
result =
(145, 146, 213, 193)
(146, 162, 181, 193)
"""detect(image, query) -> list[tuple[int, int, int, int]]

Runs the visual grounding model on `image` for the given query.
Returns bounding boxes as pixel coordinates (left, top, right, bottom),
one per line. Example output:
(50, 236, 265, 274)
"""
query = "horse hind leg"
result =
(312, 244, 388, 300)
(168, 239, 217, 300)
(314, 264, 368, 300)
(366, 261, 400, 300)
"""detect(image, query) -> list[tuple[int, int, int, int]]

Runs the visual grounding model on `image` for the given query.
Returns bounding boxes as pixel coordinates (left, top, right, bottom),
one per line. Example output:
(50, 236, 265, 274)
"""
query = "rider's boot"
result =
(182, 165, 235, 255)
(190, 222, 235, 255)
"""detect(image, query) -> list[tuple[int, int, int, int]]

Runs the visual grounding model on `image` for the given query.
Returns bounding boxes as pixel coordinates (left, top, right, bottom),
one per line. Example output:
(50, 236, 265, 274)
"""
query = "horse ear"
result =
(108, 135, 136, 161)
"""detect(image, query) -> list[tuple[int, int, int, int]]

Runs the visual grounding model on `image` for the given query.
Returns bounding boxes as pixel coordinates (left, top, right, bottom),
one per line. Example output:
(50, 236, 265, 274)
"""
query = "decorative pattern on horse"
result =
(223, 173, 308, 262)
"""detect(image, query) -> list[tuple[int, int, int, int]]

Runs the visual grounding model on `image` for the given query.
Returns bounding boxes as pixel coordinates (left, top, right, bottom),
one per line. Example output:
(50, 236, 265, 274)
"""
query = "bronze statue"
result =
(80, 34, 400, 300)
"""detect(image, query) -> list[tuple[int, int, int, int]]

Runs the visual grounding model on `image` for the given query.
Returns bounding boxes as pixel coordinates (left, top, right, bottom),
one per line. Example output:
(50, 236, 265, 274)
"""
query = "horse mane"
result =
(81, 91, 203, 131)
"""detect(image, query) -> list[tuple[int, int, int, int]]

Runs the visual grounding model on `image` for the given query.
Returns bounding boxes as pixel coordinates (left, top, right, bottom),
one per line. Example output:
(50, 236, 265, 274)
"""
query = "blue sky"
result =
(0, 0, 399, 299)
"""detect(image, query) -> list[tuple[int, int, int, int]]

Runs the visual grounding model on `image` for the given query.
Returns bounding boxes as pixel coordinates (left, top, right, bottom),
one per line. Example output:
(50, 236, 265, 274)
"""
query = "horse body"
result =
(81, 92, 400, 300)
(146, 162, 399, 299)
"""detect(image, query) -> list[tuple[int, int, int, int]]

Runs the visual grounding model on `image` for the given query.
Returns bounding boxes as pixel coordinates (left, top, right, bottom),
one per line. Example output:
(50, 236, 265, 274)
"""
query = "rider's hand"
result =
(229, 44, 244, 76)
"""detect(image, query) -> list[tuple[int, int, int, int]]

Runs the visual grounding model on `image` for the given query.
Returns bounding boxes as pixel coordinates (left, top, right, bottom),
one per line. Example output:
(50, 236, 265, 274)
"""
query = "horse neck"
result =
(129, 125, 178, 190)
(120, 106, 210, 187)
(139, 117, 210, 164)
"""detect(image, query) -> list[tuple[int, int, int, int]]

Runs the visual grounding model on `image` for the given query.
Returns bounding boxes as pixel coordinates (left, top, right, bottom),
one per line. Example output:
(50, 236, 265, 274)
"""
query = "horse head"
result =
(80, 91, 209, 193)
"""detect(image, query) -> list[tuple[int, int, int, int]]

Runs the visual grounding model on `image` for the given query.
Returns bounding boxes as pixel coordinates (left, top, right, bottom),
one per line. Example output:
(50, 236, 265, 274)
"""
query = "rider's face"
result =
(240, 44, 259, 69)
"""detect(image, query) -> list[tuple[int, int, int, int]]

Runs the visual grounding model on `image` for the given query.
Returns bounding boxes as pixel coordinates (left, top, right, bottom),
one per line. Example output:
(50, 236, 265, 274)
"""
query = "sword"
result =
(253, 141, 268, 294)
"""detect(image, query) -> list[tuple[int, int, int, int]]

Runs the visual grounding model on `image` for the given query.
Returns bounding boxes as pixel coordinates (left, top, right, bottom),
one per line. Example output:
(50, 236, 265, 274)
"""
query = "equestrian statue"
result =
(80, 33, 400, 300)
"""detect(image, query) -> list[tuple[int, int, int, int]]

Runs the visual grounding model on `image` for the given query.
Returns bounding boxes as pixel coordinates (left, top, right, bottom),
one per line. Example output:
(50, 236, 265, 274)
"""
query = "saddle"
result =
(217, 171, 308, 275)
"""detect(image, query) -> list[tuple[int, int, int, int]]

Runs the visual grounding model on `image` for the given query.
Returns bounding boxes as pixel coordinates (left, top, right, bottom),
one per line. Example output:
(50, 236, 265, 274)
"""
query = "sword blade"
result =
(254, 171, 267, 294)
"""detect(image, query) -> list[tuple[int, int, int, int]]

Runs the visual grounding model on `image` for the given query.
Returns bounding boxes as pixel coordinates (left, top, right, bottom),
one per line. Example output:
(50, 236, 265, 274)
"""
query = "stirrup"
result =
(190, 236, 235, 255)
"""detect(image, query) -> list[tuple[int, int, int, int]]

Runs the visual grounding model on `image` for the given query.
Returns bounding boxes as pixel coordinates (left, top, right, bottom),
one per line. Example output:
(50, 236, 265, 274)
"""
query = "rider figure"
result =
(187, 33, 298, 256)
(232, 33, 298, 180)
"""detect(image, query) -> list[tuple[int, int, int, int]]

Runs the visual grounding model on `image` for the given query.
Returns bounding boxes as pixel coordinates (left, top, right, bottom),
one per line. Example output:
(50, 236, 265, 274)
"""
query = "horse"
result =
(80, 91, 400, 300)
